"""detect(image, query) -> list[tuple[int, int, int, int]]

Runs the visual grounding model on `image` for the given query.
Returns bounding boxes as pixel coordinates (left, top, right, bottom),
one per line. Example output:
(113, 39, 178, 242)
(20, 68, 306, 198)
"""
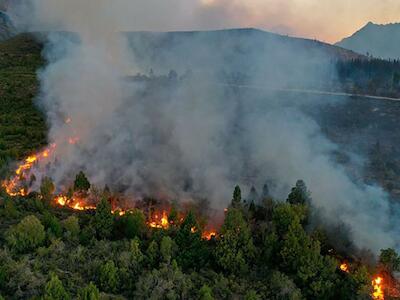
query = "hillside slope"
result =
(127, 28, 363, 89)
(336, 22, 400, 60)
(0, 33, 46, 170)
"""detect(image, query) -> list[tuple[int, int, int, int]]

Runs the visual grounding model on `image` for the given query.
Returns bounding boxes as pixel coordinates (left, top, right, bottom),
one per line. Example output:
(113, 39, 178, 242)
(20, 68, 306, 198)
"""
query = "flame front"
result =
(372, 276, 384, 300)
(1, 144, 56, 197)
(1, 137, 218, 239)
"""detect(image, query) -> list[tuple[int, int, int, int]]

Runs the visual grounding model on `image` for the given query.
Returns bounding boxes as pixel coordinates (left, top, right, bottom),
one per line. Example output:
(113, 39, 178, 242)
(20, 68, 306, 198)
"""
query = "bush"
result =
(63, 215, 80, 239)
(6, 215, 45, 252)
(98, 260, 119, 293)
(78, 282, 100, 300)
(43, 212, 62, 238)
(44, 274, 70, 300)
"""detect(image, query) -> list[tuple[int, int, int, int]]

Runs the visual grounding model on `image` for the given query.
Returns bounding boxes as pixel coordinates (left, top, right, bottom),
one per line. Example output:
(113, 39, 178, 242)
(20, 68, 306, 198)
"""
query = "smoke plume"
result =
(8, 0, 400, 253)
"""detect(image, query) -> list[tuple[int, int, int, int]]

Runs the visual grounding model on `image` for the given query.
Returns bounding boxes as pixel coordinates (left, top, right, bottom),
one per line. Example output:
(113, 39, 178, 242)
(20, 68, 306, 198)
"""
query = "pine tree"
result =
(287, 180, 311, 205)
(175, 211, 207, 270)
(74, 171, 91, 192)
(93, 197, 113, 239)
(232, 185, 242, 208)
(44, 274, 70, 300)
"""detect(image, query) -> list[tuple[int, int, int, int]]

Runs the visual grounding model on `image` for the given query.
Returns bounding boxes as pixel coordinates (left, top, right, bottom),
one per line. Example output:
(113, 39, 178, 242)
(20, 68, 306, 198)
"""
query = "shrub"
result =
(6, 215, 45, 252)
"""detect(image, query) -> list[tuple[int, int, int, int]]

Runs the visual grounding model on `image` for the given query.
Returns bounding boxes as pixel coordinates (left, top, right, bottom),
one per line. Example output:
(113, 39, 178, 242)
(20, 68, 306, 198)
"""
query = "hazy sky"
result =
(12, 0, 400, 43)
(192, 0, 400, 43)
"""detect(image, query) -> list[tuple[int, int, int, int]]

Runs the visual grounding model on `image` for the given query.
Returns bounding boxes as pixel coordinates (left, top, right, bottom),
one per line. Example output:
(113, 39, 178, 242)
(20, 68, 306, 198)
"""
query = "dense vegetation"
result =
(0, 34, 47, 171)
(337, 58, 400, 98)
(1, 33, 400, 299)
(2, 179, 397, 299)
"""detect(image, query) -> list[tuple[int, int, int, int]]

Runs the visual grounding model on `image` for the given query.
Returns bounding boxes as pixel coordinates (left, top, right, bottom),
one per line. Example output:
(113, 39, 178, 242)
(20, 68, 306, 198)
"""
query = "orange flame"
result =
(340, 263, 349, 273)
(1, 145, 57, 197)
(55, 195, 67, 206)
(372, 276, 384, 300)
(202, 230, 217, 240)
(149, 210, 169, 229)
(2, 139, 220, 237)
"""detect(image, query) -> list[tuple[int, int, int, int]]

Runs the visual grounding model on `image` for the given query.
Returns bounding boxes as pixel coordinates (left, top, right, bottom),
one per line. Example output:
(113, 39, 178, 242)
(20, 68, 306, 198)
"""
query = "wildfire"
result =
(1, 136, 219, 240)
(149, 210, 169, 229)
(55, 195, 67, 206)
(202, 230, 217, 240)
(1, 144, 57, 197)
(340, 263, 349, 273)
(372, 276, 384, 300)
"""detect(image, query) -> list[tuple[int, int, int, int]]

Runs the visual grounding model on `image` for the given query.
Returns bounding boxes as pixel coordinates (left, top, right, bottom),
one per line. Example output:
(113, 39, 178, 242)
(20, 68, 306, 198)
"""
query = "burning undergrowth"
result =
(5, 0, 400, 274)
(1, 139, 218, 240)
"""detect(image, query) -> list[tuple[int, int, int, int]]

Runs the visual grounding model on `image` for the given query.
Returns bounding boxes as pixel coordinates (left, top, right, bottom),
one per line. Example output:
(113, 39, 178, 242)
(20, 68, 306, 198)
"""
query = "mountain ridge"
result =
(336, 22, 400, 60)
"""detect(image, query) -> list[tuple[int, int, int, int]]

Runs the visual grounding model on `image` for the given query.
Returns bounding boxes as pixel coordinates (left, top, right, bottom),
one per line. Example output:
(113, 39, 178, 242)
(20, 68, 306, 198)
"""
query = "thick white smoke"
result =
(8, 0, 400, 253)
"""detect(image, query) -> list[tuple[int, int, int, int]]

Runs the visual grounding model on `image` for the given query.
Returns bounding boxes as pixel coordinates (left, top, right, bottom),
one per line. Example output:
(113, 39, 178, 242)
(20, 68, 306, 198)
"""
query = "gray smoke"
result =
(9, 0, 400, 253)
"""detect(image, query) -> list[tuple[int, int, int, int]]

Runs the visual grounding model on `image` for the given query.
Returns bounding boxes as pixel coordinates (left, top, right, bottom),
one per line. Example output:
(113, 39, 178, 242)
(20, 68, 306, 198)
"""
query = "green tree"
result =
(268, 271, 302, 300)
(93, 197, 113, 239)
(135, 261, 193, 299)
(287, 180, 310, 205)
(245, 290, 261, 300)
(129, 238, 144, 273)
(63, 215, 80, 239)
(122, 209, 146, 239)
(215, 208, 255, 275)
(74, 171, 91, 192)
(43, 212, 62, 238)
(199, 284, 214, 300)
(6, 215, 45, 252)
(232, 185, 242, 208)
(2, 198, 19, 219)
(272, 203, 306, 236)
(44, 274, 70, 300)
(175, 211, 207, 270)
(379, 248, 400, 273)
(279, 221, 337, 298)
(78, 282, 100, 300)
(146, 240, 159, 268)
(160, 236, 174, 264)
(40, 176, 55, 203)
(98, 260, 118, 293)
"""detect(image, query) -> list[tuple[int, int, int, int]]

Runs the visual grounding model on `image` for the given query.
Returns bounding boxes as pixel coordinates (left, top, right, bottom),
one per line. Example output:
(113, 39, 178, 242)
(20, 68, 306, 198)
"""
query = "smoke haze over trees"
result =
(3, 0, 400, 255)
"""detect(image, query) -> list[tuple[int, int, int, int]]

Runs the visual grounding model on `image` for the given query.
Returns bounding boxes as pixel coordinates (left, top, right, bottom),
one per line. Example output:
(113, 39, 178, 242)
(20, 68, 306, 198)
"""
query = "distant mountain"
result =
(336, 22, 400, 60)
(126, 28, 363, 88)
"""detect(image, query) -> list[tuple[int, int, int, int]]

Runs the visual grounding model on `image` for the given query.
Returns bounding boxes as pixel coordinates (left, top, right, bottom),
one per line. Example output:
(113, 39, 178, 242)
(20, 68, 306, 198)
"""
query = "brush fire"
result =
(339, 261, 388, 299)
(372, 276, 384, 300)
(0, 140, 396, 298)
(1, 142, 218, 240)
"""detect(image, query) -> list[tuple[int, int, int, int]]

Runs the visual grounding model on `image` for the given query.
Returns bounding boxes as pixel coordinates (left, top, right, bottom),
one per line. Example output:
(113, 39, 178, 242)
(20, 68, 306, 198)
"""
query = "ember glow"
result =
(372, 276, 384, 300)
(202, 230, 217, 240)
(340, 263, 349, 273)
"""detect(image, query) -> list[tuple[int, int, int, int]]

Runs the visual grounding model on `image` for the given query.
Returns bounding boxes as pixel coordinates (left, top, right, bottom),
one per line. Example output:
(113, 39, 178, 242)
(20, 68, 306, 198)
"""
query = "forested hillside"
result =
(1, 33, 400, 299)
(0, 34, 47, 171)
